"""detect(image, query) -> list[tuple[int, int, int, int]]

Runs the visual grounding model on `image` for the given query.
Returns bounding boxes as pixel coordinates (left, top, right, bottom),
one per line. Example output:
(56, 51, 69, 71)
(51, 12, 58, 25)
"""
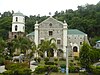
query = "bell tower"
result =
(11, 11, 25, 39)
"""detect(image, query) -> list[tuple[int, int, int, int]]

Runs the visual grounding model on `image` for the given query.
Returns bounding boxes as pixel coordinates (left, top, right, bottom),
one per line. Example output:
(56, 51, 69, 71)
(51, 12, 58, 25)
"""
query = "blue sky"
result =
(0, 0, 100, 16)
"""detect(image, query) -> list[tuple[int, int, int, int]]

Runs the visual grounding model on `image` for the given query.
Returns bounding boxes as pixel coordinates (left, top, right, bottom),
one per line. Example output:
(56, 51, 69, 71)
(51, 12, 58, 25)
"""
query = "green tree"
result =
(11, 37, 32, 55)
(0, 38, 7, 55)
(79, 42, 92, 71)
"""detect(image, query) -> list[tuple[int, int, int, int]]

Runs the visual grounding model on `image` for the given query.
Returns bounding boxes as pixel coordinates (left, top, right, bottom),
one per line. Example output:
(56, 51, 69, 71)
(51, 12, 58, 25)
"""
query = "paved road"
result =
(0, 65, 7, 73)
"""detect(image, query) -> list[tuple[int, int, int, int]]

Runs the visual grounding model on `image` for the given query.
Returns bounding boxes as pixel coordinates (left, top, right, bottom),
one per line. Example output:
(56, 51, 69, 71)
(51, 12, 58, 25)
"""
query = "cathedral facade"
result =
(27, 16, 89, 58)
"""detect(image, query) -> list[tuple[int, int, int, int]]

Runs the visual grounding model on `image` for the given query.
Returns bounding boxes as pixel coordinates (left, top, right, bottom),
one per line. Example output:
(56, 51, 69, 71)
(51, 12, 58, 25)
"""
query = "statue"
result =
(12, 54, 24, 63)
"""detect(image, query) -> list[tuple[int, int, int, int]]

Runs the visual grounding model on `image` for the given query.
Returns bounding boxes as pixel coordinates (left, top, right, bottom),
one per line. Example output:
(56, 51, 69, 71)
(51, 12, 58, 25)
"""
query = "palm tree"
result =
(11, 37, 32, 55)
(31, 42, 43, 58)
(39, 38, 57, 58)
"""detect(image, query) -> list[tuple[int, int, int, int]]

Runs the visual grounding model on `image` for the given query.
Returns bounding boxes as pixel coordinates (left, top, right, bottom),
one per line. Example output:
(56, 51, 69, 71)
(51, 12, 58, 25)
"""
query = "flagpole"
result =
(66, 46, 69, 75)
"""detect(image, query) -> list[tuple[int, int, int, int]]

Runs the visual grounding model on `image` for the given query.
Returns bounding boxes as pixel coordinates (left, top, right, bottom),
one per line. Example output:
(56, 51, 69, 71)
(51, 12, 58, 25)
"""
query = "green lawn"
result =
(33, 72, 80, 75)
(35, 58, 82, 75)
(48, 73, 79, 75)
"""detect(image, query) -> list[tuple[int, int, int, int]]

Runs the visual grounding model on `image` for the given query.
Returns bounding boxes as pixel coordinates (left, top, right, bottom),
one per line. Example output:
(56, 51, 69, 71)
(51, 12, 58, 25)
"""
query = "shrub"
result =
(0, 57, 5, 66)
(17, 68, 31, 75)
(96, 66, 100, 69)
(69, 66, 79, 73)
(45, 61, 57, 65)
(5, 61, 29, 70)
(34, 66, 45, 74)
(3, 70, 13, 75)
(44, 57, 49, 62)
(0, 74, 3, 75)
(69, 66, 75, 73)
(22, 68, 32, 75)
(59, 57, 66, 61)
(3, 68, 31, 75)
(49, 65, 58, 72)
(34, 65, 59, 74)
(90, 65, 100, 75)
(54, 58, 58, 61)
(69, 62, 74, 66)
(60, 64, 66, 68)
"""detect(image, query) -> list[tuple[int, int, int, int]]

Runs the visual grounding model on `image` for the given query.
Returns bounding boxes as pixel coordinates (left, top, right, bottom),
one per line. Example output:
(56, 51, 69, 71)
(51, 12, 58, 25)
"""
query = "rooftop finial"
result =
(49, 12, 52, 17)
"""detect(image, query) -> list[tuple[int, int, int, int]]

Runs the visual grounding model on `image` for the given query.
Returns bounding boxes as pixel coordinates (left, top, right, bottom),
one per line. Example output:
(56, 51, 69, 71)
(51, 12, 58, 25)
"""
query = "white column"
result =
(54, 50, 57, 57)
(45, 51, 47, 57)
(34, 21, 39, 46)
(63, 21, 67, 58)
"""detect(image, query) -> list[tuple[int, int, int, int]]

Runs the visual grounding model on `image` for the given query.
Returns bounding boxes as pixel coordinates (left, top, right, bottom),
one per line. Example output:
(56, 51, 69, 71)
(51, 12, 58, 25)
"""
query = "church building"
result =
(27, 16, 89, 58)
(9, 12, 89, 59)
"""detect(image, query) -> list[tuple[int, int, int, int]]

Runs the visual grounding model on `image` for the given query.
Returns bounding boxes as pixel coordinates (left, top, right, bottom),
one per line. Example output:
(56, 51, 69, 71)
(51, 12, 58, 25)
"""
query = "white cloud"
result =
(0, 0, 99, 16)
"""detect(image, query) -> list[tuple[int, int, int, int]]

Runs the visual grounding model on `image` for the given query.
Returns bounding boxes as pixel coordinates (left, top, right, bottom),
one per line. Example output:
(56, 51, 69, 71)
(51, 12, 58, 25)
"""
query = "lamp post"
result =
(66, 46, 69, 75)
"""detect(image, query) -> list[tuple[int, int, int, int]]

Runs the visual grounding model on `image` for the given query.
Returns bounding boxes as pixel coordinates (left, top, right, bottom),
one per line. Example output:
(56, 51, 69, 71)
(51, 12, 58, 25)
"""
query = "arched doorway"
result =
(14, 35, 17, 38)
(47, 48, 54, 57)
(73, 46, 78, 52)
(57, 49, 63, 57)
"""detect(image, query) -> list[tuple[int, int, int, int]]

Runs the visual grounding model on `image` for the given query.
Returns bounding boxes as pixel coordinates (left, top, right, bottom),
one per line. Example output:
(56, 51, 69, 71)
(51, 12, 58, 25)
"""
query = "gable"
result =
(38, 17, 63, 28)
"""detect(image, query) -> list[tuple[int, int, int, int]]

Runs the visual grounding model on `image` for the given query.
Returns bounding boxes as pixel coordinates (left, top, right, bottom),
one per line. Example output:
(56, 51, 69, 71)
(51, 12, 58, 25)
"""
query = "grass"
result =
(35, 58, 82, 75)
(33, 72, 80, 75)
(39, 58, 66, 66)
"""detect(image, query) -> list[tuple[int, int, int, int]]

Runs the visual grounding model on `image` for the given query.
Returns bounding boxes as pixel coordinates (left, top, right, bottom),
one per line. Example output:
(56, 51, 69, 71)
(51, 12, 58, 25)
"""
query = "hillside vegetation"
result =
(0, 2, 100, 45)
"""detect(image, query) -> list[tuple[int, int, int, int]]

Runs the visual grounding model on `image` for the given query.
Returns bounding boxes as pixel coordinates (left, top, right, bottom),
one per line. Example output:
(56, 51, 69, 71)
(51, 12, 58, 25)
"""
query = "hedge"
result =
(45, 61, 57, 65)
(2, 68, 31, 75)
(34, 65, 58, 74)
(4, 60, 29, 70)
(90, 65, 100, 75)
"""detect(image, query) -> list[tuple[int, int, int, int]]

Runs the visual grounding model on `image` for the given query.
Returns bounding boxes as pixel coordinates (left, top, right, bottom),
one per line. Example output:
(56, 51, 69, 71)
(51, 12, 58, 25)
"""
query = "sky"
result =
(0, 0, 100, 16)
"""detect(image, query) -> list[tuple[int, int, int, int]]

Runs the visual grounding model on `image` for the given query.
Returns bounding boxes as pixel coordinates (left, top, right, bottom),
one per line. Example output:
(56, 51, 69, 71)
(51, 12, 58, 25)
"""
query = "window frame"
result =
(15, 25, 18, 31)
(49, 31, 53, 36)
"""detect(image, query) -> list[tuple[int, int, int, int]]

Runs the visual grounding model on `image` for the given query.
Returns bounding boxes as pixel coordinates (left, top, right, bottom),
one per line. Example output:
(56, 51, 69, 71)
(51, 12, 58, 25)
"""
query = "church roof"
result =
(96, 40, 100, 43)
(26, 32, 34, 36)
(13, 11, 24, 16)
(68, 29, 86, 35)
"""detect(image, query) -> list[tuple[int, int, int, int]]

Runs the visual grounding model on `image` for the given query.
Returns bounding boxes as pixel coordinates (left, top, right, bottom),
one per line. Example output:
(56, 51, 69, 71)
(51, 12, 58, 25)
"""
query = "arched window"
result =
(73, 46, 78, 52)
(14, 35, 17, 38)
(16, 17, 18, 22)
(15, 25, 18, 31)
